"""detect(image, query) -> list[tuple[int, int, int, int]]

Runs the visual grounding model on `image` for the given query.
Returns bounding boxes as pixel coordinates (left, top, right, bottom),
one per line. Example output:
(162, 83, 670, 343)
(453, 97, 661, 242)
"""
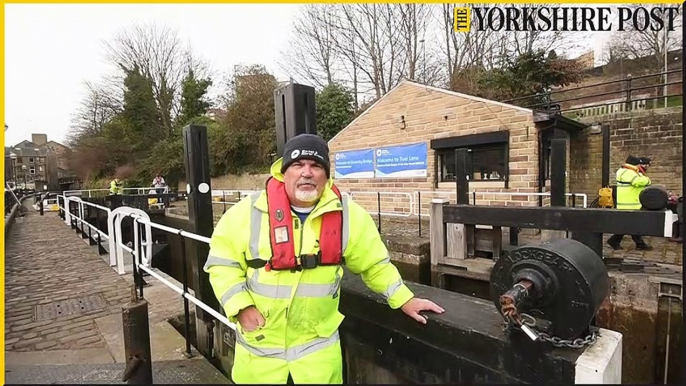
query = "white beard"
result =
(295, 188, 320, 203)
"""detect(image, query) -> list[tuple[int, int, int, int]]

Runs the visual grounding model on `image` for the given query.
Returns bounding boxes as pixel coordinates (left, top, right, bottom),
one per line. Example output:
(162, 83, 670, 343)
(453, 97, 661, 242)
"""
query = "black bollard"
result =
(122, 286, 153, 385)
(39, 195, 44, 216)
(182, 124, 218, 358)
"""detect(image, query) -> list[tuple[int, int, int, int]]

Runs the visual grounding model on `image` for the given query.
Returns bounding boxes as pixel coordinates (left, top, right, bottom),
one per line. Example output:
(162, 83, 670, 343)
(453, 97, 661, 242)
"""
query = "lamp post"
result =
(21, 165, 27, 189)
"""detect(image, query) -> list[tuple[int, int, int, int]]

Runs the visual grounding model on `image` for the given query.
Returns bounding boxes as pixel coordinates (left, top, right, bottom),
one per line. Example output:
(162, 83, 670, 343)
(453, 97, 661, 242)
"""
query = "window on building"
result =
(29, 157, 34, 164)
(437, 143, 508, 182)
(29, 166, 36, 175)
(39, 166, 44, 172)
(431, 131, 510, 184)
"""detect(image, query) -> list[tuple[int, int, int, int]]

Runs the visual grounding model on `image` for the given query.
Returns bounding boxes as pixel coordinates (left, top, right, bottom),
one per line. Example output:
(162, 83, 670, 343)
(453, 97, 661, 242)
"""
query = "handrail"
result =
(64, 186, 170, 198)
(121, 213, 235, 333)
(470, 191, 588, 208)
(348, 191, 414, 218)
(502, 68, 683, 103)
(413, 191, 456, 216)
(132, 215, 211, 244)
(109, 207, 153, 274)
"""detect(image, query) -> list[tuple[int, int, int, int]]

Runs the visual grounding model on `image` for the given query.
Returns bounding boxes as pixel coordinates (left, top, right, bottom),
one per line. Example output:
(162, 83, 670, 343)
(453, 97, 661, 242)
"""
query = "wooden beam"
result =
(443, 205, 671, 237)
(430, 199, 448, 266)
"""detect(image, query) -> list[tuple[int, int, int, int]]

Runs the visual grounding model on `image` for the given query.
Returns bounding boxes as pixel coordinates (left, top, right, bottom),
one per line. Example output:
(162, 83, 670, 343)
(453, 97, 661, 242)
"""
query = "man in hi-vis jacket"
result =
(205, 134, 444, 384)
(607, 155, 653, 250)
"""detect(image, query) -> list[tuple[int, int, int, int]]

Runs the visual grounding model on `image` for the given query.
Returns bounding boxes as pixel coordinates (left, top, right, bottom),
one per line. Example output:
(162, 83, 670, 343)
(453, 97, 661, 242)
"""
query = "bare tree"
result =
(280, 4, 340, 88)
(437, 3, 504, 91)
(603, 4, 683, 70)
(67, 78, 123, 146)
(103, 23, 202, 137)
(397, 3, 437, 83)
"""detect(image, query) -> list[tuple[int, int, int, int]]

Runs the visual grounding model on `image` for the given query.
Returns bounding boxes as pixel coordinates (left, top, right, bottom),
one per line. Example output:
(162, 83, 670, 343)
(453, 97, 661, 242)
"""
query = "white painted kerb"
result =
(575, 328, 622, 384)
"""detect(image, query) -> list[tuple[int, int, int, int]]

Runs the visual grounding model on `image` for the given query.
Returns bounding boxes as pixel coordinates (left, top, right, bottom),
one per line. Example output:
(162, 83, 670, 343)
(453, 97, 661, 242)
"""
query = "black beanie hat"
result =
(638, 156, 651, 165)
(281, 134, 331, 177)
(625, 155, 640, 165)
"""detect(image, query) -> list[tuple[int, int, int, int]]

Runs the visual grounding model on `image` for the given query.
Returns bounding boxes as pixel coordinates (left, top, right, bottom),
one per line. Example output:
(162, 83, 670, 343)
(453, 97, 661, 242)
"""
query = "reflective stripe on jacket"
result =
(615, 165, 651, 210)
(204, 157, 414, 383)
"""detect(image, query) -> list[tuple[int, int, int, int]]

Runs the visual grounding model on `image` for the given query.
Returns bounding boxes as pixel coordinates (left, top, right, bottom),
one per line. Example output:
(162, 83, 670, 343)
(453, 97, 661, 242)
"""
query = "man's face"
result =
(283, 159, 327, 205)
(640, 164, 650, 171)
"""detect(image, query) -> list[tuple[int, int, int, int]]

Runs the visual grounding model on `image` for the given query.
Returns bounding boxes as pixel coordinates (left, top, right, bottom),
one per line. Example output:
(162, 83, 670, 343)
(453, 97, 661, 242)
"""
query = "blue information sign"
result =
(334, 149, 375, 179)
(374, 143, 427, 178)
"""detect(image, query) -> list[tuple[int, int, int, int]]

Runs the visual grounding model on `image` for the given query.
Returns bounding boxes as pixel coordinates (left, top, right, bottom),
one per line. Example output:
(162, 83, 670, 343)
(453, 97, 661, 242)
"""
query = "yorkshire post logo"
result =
(454, 6, 680, 32)
(454, 7, 470, 32)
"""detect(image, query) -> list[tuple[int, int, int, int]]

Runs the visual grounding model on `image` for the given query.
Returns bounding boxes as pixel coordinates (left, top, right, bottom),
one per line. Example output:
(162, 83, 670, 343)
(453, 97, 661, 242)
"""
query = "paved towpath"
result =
(5, 207, 132, 353)
(5, 203, 229, 384)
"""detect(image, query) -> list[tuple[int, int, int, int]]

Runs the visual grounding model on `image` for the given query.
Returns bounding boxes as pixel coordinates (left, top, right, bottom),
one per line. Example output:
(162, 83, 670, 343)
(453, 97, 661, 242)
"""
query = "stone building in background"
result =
(5, 133, 76, 190)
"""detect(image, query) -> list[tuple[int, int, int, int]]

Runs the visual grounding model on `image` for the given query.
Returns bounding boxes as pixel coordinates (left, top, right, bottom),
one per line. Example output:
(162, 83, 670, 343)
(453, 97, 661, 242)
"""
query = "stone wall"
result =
(178, 172, 270, 193)
(569, 107, 683, 199)
(328, 80, 545, 215)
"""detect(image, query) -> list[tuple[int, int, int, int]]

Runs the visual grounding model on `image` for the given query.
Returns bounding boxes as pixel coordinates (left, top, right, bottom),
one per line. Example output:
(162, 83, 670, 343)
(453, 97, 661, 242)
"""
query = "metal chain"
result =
(503, 313, 599, 349)
(536, 330, 599, 349)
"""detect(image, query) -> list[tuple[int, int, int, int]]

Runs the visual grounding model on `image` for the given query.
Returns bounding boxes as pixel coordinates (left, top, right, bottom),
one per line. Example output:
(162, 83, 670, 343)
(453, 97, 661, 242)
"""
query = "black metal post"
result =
(454, 148, 470, 205)
(625, 75, 632, 111)
(222, 191, 226, 214)
(472, 191, 476, 205)
(97, 232, 107, 255)
(509, 227, 519, 246)
(182, 124, 218, 358)
(82, 208, 90, 239)
(454, 148, 474, 257)
(550, 138, 566, 208)
(418, 191, 422, 237)
(39, 195, 44, 216)
(136, 220, 144, 300)
(572, 194, 577, 208)
(130, 219, 141, 292)
(377, 192, 381, 233)
(601, 124, 611, 187)
(178, 230, 193, 358)
(89, 225, 96, 245)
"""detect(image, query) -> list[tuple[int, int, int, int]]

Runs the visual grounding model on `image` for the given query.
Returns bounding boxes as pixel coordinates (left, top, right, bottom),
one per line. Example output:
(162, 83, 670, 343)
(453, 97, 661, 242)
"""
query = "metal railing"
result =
(210, 188, 589, 237)
(502, 69, 683, 116)
(55, 200, 237, 359)
(64, 186, 172, 198)
(210, 190, 260, 214)
(121, 209, 236, 357)
(470, 191, 588, 209)
(4, 187, 25, 216)
(57, 195, 111, 258)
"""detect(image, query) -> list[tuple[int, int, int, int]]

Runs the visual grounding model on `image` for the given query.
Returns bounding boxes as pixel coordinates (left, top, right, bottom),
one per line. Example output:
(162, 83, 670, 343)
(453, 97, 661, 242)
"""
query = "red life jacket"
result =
(264, 177, 343, 271)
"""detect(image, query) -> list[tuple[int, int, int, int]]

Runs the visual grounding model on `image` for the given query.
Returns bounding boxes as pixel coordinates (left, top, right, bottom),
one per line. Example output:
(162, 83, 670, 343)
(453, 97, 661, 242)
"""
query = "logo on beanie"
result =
(290, 149, 300, 159)
(301, 149, 323, 160)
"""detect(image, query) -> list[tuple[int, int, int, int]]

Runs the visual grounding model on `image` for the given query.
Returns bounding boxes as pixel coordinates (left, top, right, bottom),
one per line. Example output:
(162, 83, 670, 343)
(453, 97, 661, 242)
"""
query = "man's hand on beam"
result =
(401, 298, 445, 324)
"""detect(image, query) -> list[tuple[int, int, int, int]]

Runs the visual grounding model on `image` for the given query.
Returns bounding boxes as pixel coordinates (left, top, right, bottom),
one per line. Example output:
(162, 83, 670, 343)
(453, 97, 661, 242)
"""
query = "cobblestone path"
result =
(5, 207, 132, 353)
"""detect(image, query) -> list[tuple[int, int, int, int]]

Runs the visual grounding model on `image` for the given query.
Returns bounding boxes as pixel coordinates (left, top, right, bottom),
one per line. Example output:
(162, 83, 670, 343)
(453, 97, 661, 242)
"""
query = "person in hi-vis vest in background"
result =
(204, 134, 444, 384)
(607, 155, 653, 251)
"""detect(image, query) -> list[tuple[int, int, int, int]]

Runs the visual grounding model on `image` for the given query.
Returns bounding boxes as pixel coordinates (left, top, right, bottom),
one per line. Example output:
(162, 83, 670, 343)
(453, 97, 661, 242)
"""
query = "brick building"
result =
(5, 133, 72, 190)
(328, 80, 586, 216)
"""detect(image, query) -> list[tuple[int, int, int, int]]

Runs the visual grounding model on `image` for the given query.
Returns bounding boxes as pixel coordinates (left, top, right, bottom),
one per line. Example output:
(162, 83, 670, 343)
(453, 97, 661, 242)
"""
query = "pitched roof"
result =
(6, 145, 47, 157)
(15, 140, 39, 148)
(328, 79, 532, 144)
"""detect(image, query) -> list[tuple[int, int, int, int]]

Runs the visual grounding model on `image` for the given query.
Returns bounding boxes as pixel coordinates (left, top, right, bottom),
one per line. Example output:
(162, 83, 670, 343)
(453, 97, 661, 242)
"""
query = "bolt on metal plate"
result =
(34, 294, 107, 321)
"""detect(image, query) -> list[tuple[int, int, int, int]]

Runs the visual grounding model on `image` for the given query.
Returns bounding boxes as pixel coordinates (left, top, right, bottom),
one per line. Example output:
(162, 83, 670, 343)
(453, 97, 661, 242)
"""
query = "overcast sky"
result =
(5, 4, 616, 148)
(4, 3, 304, 147)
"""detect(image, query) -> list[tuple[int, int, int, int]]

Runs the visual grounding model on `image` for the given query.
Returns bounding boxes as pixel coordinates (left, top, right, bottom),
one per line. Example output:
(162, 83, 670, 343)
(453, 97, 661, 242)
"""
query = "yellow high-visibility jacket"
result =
(615, 164, 651, 210)
(204, 157, 414, 384)
(110, 180, 123, 195)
